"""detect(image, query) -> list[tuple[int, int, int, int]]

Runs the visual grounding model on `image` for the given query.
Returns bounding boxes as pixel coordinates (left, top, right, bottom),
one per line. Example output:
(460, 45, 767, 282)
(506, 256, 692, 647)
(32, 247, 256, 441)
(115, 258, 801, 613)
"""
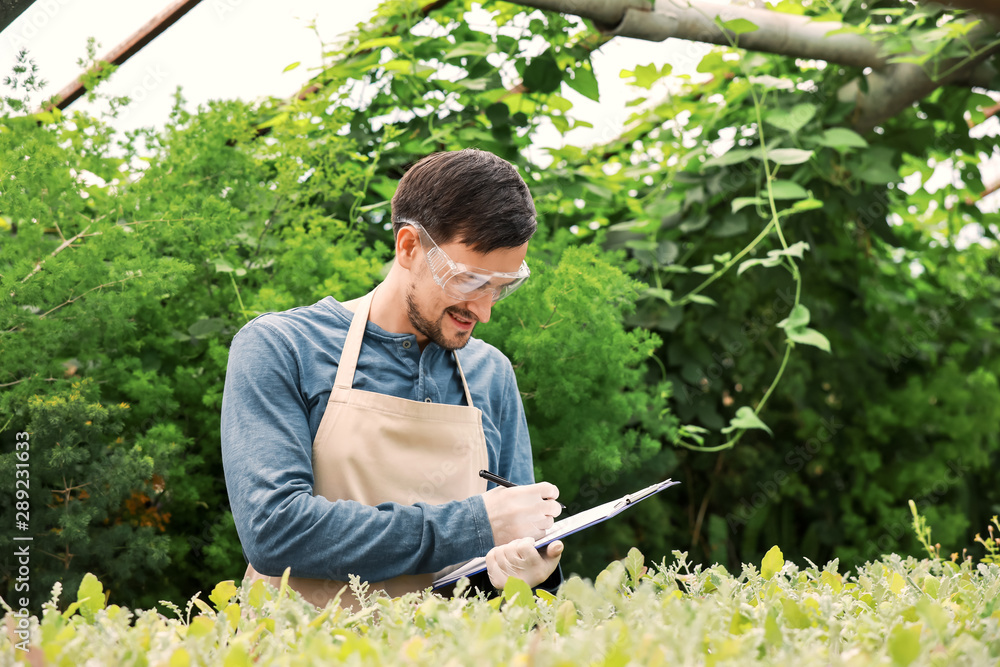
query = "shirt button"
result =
(425, 397, 432, 403)
(402, 340, 411, 349)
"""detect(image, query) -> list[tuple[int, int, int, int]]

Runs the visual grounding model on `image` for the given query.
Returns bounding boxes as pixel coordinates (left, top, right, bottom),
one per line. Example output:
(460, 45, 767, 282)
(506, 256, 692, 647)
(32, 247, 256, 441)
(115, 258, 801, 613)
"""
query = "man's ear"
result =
(395, 225, 420, 271)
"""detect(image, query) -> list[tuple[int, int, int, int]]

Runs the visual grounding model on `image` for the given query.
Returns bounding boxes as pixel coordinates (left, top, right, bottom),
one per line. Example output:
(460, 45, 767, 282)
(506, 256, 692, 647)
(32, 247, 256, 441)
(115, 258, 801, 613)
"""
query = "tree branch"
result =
(21, 224, 95, 284)
(517, 0, 888, 70)
(18, 218, 197, 284)
(971, 179, 1000, 205)
(38, 275, 141, 320)
(511, 0, 1000, 133)
(967, 101, 1000, 128)
(842, 33, 1000, 133)
(921, 0, 1000, 18)
(0, 376, 66, 388)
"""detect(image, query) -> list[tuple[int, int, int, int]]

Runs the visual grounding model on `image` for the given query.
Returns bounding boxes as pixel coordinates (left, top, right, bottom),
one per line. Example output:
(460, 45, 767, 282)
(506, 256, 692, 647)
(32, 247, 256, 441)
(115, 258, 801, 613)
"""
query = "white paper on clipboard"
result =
(432, 478, 680, 589)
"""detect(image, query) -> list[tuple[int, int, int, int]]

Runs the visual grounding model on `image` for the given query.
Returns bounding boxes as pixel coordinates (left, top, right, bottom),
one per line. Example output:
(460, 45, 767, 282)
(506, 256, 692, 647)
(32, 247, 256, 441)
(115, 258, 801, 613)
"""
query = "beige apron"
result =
(243, 287, 489, 610)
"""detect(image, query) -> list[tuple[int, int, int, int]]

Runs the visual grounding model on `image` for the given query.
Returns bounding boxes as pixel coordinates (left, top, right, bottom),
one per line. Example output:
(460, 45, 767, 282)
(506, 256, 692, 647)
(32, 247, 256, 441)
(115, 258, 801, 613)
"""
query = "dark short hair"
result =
(391, 149, 537, 253)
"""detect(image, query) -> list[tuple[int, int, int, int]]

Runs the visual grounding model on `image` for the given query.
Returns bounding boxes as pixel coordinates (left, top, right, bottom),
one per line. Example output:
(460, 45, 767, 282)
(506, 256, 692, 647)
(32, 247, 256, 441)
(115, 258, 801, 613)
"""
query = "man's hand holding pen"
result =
(481, 476, 563, 588)
(482, 481, 562, 543)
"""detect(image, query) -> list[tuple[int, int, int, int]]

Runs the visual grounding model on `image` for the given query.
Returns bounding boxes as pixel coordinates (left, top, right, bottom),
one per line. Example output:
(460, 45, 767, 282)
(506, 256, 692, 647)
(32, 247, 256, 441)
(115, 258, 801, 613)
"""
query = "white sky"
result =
(0, 0, 689, 147)
(1, 0, 392, 127)
(1, 0, 996, 229)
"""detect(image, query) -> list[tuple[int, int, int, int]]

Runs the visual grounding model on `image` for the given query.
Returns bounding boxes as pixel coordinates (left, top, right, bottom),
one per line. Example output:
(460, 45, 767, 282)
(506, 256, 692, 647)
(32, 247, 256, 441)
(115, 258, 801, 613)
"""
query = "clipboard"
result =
(432, 478, 680, 589)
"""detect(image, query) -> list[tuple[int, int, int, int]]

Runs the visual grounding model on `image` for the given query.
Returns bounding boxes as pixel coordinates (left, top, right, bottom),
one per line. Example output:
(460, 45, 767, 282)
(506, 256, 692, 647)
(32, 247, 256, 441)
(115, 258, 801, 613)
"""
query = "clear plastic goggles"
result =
(399, 219, 530, 304)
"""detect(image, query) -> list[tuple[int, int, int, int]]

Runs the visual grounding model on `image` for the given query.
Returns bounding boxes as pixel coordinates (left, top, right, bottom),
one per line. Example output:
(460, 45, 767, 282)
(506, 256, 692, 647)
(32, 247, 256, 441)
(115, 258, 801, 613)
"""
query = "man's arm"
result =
(221, 320, 494, 581)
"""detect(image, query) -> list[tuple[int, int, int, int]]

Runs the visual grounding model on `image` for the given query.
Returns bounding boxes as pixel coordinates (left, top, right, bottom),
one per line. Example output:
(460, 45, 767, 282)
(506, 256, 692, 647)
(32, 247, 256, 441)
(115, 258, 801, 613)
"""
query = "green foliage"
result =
(0, 48, 385, 607)
(909, 499, 940, 560)
(2, 0, 1000, 609)
(0, 0, 673, 607)
(973, 517, 1000, 565)
(0, 377, 185, 606)
(4, 552, 1000, 664)
(911, 500, 1000, 566)
(760, 545, 784, 579)
(570, 0, 1000, 575)
(477, 243, 677, 495)
(76, 573, 105, 622)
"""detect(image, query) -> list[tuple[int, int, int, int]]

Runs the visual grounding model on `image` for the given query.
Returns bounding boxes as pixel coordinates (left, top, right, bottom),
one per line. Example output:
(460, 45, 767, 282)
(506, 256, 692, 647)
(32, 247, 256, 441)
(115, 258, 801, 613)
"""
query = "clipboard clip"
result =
(613, 482, 671, 511)
(613, 494, 636, 511)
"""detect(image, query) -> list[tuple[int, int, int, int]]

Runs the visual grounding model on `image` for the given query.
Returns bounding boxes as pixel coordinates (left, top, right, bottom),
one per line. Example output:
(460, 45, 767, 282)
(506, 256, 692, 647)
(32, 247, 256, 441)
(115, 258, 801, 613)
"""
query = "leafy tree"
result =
(314, 0, 1000, 574)
(1, 0, 998, 609)
(0, 3, 671, 607)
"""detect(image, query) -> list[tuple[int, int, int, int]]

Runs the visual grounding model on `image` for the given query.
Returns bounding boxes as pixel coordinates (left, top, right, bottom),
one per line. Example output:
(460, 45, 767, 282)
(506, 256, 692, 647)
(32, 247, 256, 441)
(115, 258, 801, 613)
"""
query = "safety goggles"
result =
(399, 219, 530, 304)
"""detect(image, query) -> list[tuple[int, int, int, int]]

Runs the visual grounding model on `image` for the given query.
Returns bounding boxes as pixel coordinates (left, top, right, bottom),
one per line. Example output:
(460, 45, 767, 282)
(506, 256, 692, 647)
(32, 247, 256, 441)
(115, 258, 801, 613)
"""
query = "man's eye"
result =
(453, 273, 490, 289)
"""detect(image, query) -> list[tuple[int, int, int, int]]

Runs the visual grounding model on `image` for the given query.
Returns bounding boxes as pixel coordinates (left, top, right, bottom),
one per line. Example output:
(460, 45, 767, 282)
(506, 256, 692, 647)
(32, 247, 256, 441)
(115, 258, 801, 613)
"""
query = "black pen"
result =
(479, 469, 566, 510)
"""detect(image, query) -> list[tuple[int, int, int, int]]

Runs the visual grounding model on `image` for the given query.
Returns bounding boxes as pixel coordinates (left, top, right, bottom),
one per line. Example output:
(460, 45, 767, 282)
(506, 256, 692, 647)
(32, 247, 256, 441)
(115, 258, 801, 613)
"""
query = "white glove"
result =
(481, 482, 562, 546)
(486, 537, 564, 589)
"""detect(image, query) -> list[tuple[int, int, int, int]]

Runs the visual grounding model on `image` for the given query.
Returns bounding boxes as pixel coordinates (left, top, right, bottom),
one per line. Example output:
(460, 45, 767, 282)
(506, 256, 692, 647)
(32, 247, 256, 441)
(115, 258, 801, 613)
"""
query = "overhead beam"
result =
(0, 0, 36, 35)
(43, 0, 204, 111)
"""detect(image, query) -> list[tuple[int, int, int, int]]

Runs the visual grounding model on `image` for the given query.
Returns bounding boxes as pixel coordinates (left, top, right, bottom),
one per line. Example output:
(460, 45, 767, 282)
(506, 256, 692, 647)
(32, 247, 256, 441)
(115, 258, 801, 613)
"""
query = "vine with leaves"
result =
(1, 0, 999, 605)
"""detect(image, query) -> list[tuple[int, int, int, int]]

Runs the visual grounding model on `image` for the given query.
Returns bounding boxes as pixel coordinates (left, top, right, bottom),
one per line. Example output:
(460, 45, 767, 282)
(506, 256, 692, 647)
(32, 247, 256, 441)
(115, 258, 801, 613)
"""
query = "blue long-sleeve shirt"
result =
(220, 295, 535, 581)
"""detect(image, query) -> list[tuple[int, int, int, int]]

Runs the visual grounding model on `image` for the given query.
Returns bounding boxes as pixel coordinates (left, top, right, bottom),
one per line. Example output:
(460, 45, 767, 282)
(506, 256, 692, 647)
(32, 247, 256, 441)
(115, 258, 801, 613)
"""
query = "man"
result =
(221, 149, 563, 609)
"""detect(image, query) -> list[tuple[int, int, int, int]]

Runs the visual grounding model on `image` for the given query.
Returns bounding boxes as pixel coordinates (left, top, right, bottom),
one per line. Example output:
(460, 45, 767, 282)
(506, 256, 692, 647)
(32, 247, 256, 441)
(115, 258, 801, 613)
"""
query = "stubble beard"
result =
(405, 285, 477, 351)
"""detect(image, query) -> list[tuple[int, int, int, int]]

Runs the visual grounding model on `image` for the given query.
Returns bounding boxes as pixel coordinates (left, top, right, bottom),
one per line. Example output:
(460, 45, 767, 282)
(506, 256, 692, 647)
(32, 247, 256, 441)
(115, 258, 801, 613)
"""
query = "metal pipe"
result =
(45, 0, 204, 111)
(0, 0, 38, 36)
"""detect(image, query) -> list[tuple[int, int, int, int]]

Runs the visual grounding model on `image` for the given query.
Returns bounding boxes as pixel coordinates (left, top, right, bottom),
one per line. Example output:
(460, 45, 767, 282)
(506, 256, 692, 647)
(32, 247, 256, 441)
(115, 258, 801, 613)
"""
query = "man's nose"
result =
(464, 294, 493, 324)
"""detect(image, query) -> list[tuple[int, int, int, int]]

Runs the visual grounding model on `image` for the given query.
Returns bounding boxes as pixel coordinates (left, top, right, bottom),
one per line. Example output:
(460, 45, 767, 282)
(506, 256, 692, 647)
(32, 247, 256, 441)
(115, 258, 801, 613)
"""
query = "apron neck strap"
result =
(334, 288, 376, 390)
(333, 286, 477, 408)
(453, 349, 475, 408)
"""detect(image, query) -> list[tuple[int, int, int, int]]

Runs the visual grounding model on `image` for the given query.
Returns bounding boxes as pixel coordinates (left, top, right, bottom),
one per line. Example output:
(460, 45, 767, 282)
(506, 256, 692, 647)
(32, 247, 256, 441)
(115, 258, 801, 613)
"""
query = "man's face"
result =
(405, 234, 529, 351)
